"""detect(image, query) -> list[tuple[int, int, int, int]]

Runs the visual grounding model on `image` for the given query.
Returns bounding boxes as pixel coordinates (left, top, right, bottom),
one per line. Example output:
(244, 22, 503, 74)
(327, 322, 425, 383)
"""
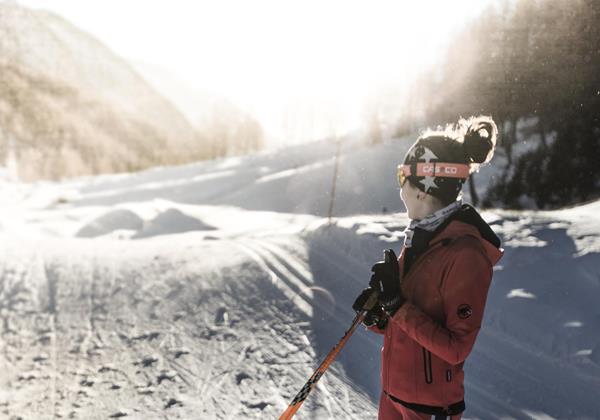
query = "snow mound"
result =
(75, 207, 216, 239)
(76, 209, 143, 238)
(134, 208, 216, 239)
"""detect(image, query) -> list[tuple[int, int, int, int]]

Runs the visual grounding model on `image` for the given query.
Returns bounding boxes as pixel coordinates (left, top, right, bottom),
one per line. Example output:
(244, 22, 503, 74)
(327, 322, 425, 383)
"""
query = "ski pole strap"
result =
(384, 391, 465, 416)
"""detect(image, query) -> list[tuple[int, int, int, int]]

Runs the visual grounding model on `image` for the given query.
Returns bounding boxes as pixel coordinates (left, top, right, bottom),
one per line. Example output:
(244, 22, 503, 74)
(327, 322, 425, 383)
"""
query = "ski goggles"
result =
(397, 162, 470, 186)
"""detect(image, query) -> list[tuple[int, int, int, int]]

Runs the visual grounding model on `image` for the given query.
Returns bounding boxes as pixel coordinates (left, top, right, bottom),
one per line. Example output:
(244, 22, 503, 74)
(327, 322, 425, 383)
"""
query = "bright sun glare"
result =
(19, 0, 496, 143)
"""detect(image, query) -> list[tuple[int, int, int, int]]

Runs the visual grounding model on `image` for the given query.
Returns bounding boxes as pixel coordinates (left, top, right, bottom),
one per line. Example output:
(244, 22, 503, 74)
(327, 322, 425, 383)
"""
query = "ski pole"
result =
(278, 290, 379, 420)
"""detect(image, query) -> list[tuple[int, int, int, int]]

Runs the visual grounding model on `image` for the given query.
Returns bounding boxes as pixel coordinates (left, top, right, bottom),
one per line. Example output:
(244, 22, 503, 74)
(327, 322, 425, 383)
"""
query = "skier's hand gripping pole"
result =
(278, 289, 379, 420)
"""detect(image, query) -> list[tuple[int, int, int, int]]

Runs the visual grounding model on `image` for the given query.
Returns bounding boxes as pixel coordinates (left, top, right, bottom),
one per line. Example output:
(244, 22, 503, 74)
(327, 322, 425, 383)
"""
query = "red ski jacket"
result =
(369, 217, 503, 414)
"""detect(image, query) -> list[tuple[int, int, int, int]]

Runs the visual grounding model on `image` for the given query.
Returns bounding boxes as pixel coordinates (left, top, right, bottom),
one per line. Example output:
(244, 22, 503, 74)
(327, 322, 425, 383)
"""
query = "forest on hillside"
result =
(0, 4, 265, 181)
(394, 0, 599, 209)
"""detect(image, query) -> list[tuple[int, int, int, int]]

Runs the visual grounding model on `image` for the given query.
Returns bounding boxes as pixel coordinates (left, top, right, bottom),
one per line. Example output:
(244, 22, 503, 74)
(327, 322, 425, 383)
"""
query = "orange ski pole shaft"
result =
(279, 290, 379, 420)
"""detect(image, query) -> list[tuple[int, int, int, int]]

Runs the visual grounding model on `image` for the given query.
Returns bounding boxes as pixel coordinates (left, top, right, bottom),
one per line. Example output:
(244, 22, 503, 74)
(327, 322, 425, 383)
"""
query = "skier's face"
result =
(400, 180, 429, 220)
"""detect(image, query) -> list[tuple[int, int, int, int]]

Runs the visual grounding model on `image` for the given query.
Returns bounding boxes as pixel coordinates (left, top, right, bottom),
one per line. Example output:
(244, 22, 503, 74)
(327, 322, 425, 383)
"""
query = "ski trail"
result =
(48, 266, 58, 420)
(315, 374, 336, 419)
(235, 241, 313, 317)
(237, 237, 377, 419)
(250, 238, 315, 285)
(38, 255, 58, 420)
(222, 342, 259, 420)
(243, 238, 313, 290)
(1, 252, 64, 418)
(0, 232, 379, 419)
(45, 252, 102, 416)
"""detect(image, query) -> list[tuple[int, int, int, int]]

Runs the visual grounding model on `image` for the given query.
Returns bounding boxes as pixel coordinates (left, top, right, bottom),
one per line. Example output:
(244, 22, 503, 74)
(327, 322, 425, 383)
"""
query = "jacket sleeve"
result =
(389, 242, 493, 365)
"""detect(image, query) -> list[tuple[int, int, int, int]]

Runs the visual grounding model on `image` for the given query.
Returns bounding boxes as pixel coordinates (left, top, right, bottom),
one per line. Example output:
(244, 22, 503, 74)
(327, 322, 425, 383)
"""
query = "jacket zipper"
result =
(422, 347, 433, 384)
(387, 241, 447, 391)
(385, 321, 392, 390)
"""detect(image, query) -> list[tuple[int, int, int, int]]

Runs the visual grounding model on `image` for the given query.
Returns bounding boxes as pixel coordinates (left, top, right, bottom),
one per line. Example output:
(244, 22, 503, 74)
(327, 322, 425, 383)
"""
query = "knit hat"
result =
(400, 117, 497, 204)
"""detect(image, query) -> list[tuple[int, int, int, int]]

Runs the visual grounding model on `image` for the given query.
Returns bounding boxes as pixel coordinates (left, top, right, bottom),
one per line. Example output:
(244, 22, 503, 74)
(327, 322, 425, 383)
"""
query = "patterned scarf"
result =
(403, 199, 462, 248)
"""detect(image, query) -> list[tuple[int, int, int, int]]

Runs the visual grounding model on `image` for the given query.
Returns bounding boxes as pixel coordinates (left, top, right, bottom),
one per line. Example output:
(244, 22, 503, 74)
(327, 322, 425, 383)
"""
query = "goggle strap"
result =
(399, 162, 470, 179)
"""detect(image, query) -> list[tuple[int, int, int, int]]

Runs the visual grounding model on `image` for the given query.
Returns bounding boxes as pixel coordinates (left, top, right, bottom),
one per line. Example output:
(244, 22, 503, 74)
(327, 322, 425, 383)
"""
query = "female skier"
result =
(353, 116, 504, 420)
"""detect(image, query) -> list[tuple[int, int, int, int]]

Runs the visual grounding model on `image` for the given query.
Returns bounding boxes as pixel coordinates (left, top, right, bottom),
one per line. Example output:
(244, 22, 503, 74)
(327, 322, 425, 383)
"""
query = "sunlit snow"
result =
(506, 289, 537, 299)
(0, 136, 599, 419)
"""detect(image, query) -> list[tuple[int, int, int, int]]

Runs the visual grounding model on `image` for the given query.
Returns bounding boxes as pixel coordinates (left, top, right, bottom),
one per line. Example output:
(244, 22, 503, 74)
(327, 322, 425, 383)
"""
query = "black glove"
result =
(369, 249, 406, 315)
(363, 304, 388, 329)
(352, 288, 388, 329)
(352, 287, 376, 312)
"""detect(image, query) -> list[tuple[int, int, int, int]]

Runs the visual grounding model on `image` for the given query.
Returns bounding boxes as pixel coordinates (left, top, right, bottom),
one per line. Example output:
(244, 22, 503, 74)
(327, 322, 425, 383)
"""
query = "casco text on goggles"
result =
(397, 162, 470, 186)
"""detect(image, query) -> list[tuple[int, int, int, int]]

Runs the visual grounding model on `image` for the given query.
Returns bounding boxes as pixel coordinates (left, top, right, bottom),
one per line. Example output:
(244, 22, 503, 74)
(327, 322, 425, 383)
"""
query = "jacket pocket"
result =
(422, 347, 433, 384)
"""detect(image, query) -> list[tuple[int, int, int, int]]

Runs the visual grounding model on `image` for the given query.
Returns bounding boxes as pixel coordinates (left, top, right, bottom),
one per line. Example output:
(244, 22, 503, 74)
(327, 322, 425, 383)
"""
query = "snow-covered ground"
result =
(1, 137, 599, 419)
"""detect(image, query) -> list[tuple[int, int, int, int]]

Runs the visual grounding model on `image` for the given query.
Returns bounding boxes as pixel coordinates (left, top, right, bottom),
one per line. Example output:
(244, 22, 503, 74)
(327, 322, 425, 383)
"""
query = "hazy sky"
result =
(18, 0, 497, 143)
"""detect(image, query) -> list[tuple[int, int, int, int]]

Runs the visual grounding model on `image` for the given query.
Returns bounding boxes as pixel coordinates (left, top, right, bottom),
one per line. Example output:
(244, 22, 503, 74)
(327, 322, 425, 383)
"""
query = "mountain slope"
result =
(41, 133, 503, 218)
(0, 3, 200, 180)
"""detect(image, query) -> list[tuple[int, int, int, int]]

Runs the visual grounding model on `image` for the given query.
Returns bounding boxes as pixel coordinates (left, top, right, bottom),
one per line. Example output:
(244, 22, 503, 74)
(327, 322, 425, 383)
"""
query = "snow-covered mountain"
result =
(0, 137, 599, 419)
(0, 3, 198, 180)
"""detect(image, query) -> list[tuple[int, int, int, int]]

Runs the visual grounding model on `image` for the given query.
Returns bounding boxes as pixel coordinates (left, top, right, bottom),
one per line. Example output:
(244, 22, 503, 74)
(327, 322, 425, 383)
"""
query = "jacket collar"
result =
(428, 204, 504, 266)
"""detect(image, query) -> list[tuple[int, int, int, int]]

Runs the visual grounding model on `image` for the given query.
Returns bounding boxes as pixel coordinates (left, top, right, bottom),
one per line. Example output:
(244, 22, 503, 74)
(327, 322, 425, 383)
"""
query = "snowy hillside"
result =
(0, 3, 199, 180)
(7, 133, 502, 222)
(0, 3, 195, 139)
(0, 139, 599, 419)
